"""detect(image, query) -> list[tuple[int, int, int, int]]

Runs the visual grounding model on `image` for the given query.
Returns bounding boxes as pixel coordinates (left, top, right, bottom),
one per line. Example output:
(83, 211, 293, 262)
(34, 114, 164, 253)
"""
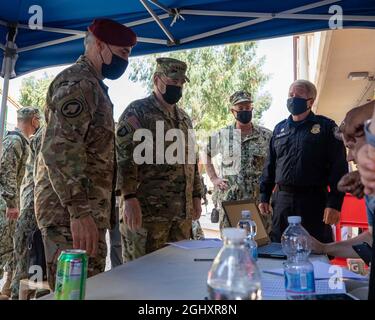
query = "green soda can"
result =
(54, 249, 88, 300)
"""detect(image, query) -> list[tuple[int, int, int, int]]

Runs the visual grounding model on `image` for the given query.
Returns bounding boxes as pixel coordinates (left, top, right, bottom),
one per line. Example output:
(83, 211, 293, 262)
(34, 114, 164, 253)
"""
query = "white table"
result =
(41, 244, 339, 300)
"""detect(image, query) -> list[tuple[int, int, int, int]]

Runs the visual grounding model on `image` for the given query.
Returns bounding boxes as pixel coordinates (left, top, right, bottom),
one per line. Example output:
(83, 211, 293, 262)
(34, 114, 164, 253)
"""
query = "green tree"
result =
(129, 41, 272, 134)
(19, 73, 53, 110)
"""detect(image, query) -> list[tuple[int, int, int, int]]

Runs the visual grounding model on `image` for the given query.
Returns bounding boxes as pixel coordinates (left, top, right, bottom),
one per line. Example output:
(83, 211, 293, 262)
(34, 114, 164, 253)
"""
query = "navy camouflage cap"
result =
(17, 106, 41, 120)
(229, 90, 253, 105)
(155, 57, 189, 82)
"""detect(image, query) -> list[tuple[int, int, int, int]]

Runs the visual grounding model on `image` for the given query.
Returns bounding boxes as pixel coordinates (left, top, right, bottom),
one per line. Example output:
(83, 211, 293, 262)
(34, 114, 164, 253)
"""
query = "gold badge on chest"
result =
(311, 124, 320, 134)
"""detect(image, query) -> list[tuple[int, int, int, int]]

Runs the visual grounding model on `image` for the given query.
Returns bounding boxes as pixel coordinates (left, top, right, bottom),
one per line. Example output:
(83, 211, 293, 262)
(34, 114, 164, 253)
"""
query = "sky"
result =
(1, 35, 293, 130)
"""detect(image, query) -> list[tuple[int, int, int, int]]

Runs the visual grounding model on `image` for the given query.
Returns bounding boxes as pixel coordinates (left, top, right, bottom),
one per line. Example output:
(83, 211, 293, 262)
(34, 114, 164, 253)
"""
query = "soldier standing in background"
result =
(204, 91, 272, 233)
(10, 126, 44, 299)
(0, 107, 40, 299)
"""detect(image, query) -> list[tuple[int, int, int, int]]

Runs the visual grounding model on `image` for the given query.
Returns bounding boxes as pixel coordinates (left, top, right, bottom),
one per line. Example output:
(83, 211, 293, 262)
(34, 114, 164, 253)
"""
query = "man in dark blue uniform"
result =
(259, 80, 348, 243)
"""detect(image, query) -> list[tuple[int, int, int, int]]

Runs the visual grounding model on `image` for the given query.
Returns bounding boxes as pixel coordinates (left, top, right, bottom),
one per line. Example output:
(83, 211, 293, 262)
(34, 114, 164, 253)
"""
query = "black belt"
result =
(277, 184, 326, 194)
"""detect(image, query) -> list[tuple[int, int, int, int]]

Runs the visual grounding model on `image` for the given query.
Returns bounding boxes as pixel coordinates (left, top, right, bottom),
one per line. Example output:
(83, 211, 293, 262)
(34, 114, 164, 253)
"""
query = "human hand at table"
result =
(309, 235, 326, 255)
(323, 208, 340, 225)
(70, 215, 99, 257)
(258, 202, 271, 215)
(192, 197, 202, 220)
(124, 197, 142, 231)
(357, 143, 375, 195)
(337, 171, 364, 199)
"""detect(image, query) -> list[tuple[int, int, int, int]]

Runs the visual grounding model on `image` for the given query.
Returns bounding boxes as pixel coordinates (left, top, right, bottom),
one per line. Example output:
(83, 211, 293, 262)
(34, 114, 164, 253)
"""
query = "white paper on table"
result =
(167, 239, 223, 250)
(262, 260, 367, 281)
(262, 278, 347, 298)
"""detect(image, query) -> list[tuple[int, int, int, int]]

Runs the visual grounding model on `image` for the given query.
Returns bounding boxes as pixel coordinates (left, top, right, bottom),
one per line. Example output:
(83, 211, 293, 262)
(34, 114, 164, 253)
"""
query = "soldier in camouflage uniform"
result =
(10, 126, 44, 299)
(204, 91, 272, 234)
(0, 107, 41, 299)
(34, 19, 136, 290)
(116, 57, 202, 262)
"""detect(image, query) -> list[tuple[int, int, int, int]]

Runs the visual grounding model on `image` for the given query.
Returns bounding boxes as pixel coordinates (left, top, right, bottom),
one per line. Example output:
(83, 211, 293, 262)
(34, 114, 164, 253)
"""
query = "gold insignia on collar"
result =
(311, 124, 320, 134)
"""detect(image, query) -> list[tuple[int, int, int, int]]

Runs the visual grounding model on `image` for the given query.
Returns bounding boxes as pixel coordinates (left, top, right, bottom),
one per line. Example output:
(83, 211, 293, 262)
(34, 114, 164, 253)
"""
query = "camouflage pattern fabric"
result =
(191, 220, 205, 240)
(35, 55, 115, 230)
(119, 212, 192, 262)
(17, 107, 41, 120)
(34, 55, 115, 286)
(11, 127, 44, 299)
(155, 57, 189, 82)
(41, 227, 107, 291)
(229, 90, 253, 105)
(0, 129, 29, 277)
(208, 123, 273, 233)
(116, 90, 202, 260)
(116, 94, 202, 222)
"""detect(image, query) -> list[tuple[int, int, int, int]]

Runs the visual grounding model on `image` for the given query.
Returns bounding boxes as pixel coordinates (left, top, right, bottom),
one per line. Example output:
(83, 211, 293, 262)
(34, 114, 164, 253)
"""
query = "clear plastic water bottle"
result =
(281, 216, 315, 299)
(237, 210, 258, 261)
(207, 228, 262, 300)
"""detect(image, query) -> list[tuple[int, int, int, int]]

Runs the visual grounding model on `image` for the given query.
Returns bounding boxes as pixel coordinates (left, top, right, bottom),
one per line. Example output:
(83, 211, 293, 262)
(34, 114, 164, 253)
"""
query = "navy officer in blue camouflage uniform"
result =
(259, 80, 348, 243)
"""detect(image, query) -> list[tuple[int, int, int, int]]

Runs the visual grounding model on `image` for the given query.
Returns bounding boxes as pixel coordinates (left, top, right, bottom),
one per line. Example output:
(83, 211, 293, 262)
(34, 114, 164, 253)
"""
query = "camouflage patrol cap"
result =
(155, 57, 189, 82)
(17, 106, 41, 120)
(230, 90, 253, 105)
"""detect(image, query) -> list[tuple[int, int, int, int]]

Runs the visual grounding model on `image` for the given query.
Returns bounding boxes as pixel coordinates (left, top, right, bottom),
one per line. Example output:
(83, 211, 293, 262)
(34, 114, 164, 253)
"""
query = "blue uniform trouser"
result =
(270, 189, 334, 243)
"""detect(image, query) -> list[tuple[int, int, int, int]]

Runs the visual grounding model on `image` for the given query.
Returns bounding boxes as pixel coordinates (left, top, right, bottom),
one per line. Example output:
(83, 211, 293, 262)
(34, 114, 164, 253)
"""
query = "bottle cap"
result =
(223, 228, 246, 240)
(288, 216, 302, 224)
(241, 210, 251, 219)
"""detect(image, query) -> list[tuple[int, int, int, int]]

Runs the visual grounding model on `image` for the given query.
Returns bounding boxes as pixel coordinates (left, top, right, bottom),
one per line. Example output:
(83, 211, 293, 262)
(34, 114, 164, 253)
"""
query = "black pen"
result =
(194, 258, 214, 261)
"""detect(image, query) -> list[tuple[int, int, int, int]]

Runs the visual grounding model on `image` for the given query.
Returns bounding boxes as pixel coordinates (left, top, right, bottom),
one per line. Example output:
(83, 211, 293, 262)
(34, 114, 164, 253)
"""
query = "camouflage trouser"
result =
(0, 208, 16, 277)
(41, 226, 107, 291)
(218, 205, 273, 238)
(120, 218, 192, 262)
(191, 220, 205, 240)
(10, 209, 38, 299)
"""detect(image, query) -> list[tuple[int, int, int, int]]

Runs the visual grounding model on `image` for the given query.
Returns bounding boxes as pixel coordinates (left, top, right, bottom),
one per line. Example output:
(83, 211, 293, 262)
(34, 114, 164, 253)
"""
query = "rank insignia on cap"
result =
(311, 124, 321, 134)
(61, 100, 83, 118)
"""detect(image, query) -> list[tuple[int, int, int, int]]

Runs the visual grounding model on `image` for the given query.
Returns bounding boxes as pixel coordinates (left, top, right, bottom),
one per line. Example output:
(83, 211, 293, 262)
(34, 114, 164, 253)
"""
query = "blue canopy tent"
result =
(1, 0, 375, 152)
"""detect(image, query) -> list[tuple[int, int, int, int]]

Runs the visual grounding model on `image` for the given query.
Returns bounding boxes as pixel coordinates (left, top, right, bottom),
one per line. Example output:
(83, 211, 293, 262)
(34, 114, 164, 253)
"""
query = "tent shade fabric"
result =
(1, 0, 375, 78)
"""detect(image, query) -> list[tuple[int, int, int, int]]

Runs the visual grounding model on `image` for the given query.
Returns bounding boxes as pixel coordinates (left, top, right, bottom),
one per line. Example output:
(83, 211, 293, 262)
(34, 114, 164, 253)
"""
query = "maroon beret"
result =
(88, 18, 137, 47)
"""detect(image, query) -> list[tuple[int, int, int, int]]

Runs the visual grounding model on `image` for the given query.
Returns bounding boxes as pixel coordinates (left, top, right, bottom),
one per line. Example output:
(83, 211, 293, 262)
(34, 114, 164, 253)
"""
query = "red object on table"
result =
(330, 194, 369, 266)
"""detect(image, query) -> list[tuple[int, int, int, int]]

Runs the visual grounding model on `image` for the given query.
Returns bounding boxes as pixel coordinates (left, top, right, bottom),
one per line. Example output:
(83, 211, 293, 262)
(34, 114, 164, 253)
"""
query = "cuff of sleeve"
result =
(326, 195, 344, 212)
(67, 203, 91, 220)
(260, 193, 271, 204)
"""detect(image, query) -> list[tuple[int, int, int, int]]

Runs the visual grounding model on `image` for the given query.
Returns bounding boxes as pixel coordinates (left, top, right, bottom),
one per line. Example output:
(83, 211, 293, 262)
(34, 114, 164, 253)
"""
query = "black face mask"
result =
(159, 80, 183, 104)
(236, 110, 252, 124)
(287, 97, 312, 115)
(101, 45, 128, 80)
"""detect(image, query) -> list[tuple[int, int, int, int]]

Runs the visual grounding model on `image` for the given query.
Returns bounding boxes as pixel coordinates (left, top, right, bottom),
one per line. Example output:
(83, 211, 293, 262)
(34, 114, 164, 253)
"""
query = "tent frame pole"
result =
(147, 0, 172, 14)
(180, 9, 375, 22)
(179, 0, 342, 44)
(139, 0, 176, 44)
(0, 26, 17, 157)
(0, 58, 10, 155)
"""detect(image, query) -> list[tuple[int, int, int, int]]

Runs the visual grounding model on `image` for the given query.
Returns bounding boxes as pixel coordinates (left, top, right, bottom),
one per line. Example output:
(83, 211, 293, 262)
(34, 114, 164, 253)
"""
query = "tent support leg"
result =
(0, 55, 11, 156)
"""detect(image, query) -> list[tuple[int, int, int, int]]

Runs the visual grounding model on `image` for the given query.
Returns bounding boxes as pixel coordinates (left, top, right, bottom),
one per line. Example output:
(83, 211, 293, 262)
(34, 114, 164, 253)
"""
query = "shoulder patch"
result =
(61, 99, 83, 118)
